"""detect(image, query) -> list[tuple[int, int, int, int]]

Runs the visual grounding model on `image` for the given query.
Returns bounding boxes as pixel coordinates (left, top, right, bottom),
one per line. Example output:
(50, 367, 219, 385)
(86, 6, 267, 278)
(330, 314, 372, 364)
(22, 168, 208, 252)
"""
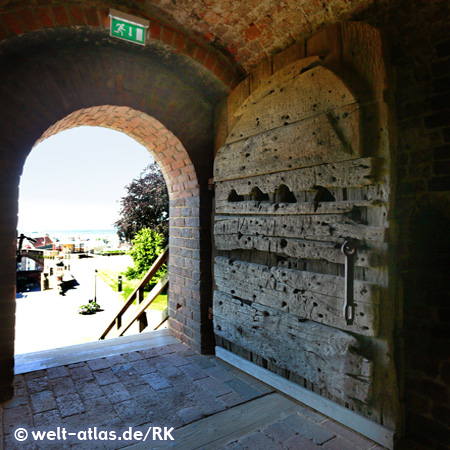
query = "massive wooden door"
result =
(212, 22, 400, 441)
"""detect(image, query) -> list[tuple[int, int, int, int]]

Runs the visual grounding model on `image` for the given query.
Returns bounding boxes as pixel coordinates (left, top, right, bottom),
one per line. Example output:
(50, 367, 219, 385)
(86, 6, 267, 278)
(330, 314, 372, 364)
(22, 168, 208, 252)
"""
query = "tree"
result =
(125, 228, 166, 281)
(115, 162, 169, 243)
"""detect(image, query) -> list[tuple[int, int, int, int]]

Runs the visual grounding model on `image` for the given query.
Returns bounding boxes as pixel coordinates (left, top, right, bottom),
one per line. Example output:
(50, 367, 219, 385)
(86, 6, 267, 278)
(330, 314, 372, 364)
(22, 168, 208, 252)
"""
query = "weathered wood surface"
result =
(214, 214, 386, 243)
(216, 198, 381, 216)
(214, 234, 377, 267)
(215, 257, 378, 304)
(235, 56, 322, 116)
(216, 104, 360, 181)
(215, 157, 377, 193)
(213, 291, 373, 403)
(227, 66, 358, 145)
(214, 257, 378, 336)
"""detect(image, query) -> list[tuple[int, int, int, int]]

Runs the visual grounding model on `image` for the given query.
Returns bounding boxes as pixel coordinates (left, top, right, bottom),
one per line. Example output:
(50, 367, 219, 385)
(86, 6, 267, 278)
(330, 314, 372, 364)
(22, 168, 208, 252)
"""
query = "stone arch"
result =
(32, 105, 203, 346)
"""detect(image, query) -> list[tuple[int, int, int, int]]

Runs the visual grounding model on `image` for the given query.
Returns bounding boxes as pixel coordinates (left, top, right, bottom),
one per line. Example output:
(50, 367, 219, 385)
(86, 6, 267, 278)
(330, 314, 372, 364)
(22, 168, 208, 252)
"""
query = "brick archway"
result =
(35, 105, 204, 351)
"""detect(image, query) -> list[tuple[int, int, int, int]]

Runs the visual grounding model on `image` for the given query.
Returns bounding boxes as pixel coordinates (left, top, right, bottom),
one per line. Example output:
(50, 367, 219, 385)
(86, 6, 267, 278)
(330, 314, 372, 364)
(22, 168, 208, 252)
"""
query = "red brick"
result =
(84, 7, 99, 27)
(193, 46, 207, 64)
(173, 33, 186, 51)
(245, 23, 262, 40)
(99, 8, 109, 27)
(52, 6, 70, 26)
(203, 53, 217, 71)
(161, 26, 174, 46)
(2, 12, 25, 35)
(36, 7, 54, 28)
(213, 61, 227, 78)
(149, 20, 161, 39)
(67, 5, 85, 26)
(18, 9, 40, 31)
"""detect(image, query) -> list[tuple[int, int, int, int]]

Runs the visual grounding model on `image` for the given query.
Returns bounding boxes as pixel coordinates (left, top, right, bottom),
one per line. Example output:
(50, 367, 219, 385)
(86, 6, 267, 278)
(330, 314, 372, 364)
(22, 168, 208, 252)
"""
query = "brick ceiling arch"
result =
(35, 105, 198, 198)
(0, 0, 375, 75)
(0, 27, 227, 184)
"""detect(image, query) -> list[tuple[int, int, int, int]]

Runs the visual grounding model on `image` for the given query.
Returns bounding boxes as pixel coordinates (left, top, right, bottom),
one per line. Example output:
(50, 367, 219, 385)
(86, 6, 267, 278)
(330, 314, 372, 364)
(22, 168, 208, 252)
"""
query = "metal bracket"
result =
(341, 239, 358, 325)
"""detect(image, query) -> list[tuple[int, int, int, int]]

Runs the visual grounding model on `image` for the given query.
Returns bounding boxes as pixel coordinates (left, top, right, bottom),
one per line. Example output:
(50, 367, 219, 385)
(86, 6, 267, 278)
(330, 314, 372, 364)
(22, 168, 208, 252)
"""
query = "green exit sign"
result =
(109, 10, 149, 46)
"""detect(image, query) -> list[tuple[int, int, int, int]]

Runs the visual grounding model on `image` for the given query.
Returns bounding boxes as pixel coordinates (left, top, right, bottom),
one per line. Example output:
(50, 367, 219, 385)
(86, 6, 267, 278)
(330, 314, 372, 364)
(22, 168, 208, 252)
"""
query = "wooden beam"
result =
(213, 291, 372, 403)
(216, 347, 395, 450)
(226, 66, 358, 145)
(215, 106, 361, 181)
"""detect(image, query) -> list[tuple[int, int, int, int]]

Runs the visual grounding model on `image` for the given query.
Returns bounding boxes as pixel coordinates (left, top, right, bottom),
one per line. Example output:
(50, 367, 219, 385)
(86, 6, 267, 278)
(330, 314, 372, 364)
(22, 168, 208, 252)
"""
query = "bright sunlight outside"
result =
(16, 127, 168, 354)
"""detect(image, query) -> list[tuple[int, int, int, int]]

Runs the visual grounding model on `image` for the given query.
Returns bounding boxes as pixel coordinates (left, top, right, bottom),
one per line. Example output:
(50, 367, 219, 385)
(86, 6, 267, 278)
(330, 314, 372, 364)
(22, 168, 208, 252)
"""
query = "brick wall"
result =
(353, 1, 450, 447)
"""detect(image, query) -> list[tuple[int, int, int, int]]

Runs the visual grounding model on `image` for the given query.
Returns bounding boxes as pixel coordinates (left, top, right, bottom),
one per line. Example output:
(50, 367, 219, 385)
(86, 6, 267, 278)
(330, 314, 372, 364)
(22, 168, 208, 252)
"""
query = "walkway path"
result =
(2, 331, 386, 450)
(15, 255, 161, 355)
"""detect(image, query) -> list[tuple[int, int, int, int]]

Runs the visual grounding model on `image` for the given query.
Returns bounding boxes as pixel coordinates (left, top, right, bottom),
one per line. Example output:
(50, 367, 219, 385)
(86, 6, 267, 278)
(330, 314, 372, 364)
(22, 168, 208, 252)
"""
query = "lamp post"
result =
(94, 269, 98, 302)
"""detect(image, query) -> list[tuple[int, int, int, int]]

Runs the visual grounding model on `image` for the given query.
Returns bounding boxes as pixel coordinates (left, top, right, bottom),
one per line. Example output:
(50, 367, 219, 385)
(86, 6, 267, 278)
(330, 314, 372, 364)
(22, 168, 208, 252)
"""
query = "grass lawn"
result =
(97, 267, 167, 311)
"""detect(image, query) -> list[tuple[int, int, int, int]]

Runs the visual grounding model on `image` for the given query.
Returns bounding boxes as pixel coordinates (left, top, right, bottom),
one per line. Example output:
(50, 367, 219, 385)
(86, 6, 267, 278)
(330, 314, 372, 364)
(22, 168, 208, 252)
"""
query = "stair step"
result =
(15, 329, 178, 374)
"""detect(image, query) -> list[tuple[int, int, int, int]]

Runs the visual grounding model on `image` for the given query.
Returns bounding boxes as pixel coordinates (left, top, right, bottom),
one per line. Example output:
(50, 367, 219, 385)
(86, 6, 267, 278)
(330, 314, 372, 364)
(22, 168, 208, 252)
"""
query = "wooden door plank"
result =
(236, 56, 322, 116)
(215, 106, 361, 181)
(226, 66, 358, 145)
(213, 291, 373, 404)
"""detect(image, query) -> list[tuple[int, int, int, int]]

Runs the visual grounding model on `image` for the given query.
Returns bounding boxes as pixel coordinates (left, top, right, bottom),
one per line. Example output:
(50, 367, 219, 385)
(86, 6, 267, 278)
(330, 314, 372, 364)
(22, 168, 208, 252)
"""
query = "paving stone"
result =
(282, 414, 335, 445)
(218, 442, 245, 450)
(321, 420, 375, 449)
(70, 365, 94, 382)
(296, 405, 327, 424)
(261, 421, 297, 442)
(74, 380, 104, 400)
(126, 384, 159, 408)
(156, 362, 183, 379)
(47, 366, 69, 379)
(3, 396, 28, 409)
(106, 354, 128, 367)
(195, 376, 233, 398)
(142, 372, 172, 390)
(186, 354, 216, 369)
(24, 369, 47, 380)
(93, 368, 120, 386)
(30, 390, 57, 414)
(4, 433, 42, 449)
(87, 358, 110, 371)
(67, 362, 85, 369)
(187, 390, 226, 417)
(61, 411, 91, 429)
(2, 404, 33, 433)
(56, 393, 85, 418)
(101, 382, 132, 404)
(224, 379, 261, 401)
(129, 359, 157, 375)
(84, 395, 118, 422)
(26, 376, 50, 394)
(176, 405, 204, 424)
(155, 387, 194, 411)
(204, 365, 235, 382)
(161, 352, 189, 367)
(140, 346, 175, 359)
(50, 376, 76, 397)
(238, 431, 278, 449)
(13, 375, 28, 396)
(178, 363, 209, 381)
(169, 342, 190, 353)
(123, 351, 144, 362)
(322, 436, 361, 450)
(283, 434, 322, 450)
(33, 408, 62, 427)
(113, 400, 153, 426)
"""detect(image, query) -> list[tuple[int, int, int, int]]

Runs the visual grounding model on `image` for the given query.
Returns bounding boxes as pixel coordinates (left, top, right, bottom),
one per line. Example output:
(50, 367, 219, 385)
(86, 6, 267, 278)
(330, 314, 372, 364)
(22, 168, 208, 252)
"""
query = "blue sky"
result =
(18, 127, 155, 232)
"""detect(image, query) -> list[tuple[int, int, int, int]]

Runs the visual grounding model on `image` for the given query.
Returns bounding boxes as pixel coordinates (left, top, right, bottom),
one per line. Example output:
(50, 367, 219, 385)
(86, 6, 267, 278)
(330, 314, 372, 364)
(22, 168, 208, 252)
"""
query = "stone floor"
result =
(1, 339, 386, 450)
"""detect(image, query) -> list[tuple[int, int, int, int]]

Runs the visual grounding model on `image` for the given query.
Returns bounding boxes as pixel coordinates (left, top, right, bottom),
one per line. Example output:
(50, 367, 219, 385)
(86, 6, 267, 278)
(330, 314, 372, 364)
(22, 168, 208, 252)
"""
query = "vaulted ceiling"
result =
(0, 0, 375, 76)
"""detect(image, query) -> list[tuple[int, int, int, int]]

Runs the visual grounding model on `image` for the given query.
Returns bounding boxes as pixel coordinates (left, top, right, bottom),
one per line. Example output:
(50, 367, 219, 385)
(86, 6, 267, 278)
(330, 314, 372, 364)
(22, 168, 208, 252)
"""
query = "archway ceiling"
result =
(0, 0, 374, 75)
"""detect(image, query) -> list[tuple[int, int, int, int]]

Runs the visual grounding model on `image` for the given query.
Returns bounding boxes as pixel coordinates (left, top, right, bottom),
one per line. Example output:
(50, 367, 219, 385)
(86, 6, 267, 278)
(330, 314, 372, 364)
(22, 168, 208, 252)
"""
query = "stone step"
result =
(14, 329, 178, 374)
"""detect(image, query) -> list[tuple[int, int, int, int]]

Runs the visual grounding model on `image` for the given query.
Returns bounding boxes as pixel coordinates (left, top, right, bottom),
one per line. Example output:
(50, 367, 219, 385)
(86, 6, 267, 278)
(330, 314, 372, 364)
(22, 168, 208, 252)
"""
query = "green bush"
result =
(125, 228, 166, 282)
